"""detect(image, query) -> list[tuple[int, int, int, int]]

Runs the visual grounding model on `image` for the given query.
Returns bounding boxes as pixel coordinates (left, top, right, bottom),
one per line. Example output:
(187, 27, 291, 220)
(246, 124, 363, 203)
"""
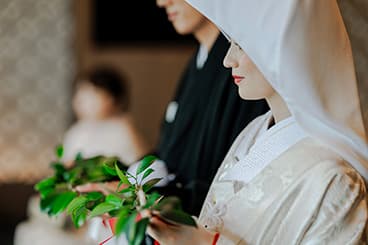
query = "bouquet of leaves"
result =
(35, 146, 196, 245)
(34, 146, 124, 218)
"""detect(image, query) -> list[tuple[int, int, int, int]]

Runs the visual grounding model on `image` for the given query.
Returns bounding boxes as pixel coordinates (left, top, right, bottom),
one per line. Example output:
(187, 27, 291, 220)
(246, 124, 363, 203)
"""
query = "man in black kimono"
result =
(154, 0, 269, 216)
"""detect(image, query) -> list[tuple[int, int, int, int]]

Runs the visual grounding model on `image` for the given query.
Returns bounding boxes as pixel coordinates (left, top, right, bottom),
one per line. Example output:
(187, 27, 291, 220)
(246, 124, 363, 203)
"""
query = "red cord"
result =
(154, 240, 160, 245)
(99, 218, 117, 245)
(99, 235, 113, 245)
(108, 217, 118, 234)
(212, 232, 220, 245)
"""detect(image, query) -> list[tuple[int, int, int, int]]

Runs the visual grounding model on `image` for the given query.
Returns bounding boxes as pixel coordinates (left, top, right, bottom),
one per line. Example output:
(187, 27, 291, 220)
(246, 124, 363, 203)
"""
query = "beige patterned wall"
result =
(338, 0, 368, 131)
(0, 0, 74, 182)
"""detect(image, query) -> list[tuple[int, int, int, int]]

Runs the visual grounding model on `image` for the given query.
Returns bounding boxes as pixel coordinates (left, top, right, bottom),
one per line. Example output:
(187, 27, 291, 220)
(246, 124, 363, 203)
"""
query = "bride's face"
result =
(224, 41, 274, 100)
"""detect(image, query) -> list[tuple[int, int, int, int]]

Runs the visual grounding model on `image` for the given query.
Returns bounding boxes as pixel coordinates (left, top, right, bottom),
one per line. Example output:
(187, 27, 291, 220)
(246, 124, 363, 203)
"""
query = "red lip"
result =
(167, 12, 178, 21)
(232, 75, 245, 84)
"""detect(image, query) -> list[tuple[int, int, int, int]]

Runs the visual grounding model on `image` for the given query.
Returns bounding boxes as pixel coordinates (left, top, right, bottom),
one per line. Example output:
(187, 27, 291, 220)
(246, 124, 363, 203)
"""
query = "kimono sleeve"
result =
(301, 169, 368, 244)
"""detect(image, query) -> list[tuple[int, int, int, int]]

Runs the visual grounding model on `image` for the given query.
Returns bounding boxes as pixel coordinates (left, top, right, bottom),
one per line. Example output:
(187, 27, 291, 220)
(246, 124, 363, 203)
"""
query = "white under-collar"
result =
(196, 44, 209, 69)
(222, 115, 308, 183)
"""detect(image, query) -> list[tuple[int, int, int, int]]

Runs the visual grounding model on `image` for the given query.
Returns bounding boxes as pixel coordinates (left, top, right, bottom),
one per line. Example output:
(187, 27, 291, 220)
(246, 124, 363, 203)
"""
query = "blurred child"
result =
(63, 67, 149, 165)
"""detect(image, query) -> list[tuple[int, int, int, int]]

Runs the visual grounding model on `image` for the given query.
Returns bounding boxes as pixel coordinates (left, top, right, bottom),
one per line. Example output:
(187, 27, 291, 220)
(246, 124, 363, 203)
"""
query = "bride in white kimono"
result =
(147, 0, 368, 244)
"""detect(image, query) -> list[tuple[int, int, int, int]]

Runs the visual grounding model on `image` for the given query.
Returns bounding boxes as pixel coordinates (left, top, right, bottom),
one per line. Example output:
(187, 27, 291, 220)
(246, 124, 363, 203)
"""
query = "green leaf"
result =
(53, 183, 70, 192)
(50, 191, 77, 216)
(34, 177, 56, 192)
(40, 192, 58, 214)
(133, 218, 149, 245)
(158, 209, 197, 227)
(115, 164, 130, 185)
(85, 191, 104, 202)
(39, 187, 54, 199)
(103, 157, 119, 166)
(87, 174, 110, 183)
(153, 196, 182, 211)
(118, 186, 134, 194)
(66, 196, 87, 214)
(118, 188, 136, 202)
(136, 155, 157, 175)
(116, 181, 124, 191)
(124, 212, 138, 244)
(63, 168, 82, 184)
(142, 168, 155, 181)
(75, 152, 83, 161)
(144, 192, 162, 209)
(85, 192, 105, 211)
(71, 206, 88, 228)
(52, 163, 66, 179)
(103, 164, 117, 176)
(115, 207, 131, 236)
(142, 178, 161, 192)
(87, 166, 109, 180)
(151, 196, 196, 226)
(108, 209, 123, 217)
(55, 145, 64, 159)
(105, 194, 122, 207)
(90, 202, 120, 218)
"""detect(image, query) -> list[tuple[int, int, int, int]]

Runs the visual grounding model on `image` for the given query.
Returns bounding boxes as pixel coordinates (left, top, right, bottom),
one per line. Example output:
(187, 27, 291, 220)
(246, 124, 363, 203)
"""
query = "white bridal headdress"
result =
(186, 0, 368, 181)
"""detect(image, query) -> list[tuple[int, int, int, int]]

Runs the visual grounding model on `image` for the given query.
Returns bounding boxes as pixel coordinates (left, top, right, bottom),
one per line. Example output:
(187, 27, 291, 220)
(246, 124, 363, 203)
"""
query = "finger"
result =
(101, 213, 111, 220)
(64, 160, 74, 168)
(146, 225, 160, 241)
(96, 183, 111, 195)
(151, 214, 180, 228)
(75, 183, 109, 194)
(147, 217, 165, 242)
(104, 181, 126, 192)
(150, 216, 166, 227)
(75, 183, 93, 192)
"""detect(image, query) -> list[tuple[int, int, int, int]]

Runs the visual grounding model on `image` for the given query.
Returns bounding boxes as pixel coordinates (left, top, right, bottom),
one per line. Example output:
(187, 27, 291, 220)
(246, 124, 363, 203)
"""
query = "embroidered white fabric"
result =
(223, 116, 307, 183)
(201, 113, 308, 231)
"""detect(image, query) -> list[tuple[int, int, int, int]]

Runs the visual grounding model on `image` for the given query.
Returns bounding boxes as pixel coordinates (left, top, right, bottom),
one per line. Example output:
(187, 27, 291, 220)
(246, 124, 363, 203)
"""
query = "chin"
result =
(238, 89, 263, 100)
(173, 23, 194, 35)
(238, 90, 247, 100)
(174, 27, 192, 35)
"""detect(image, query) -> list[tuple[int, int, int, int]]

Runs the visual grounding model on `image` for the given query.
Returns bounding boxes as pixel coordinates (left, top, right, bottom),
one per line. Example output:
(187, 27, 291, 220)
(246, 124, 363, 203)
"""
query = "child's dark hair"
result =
(76, 66, 130, 112)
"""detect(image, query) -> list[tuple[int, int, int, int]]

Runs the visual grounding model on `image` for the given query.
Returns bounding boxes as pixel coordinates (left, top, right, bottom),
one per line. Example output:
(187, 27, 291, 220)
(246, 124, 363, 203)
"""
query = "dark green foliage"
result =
(35, 150, 196, 243)
(136, 155, 157, 175)
(35, 152, 125, 227)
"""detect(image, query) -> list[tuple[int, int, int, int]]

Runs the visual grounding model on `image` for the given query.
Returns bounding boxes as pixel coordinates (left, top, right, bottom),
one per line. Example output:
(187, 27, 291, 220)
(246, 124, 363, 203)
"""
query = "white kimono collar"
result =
(222, 116, 308, 183)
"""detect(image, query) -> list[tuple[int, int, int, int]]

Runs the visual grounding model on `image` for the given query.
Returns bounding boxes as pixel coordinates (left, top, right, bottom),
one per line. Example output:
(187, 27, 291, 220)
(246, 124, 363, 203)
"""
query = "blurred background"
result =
(0, 0, 366, 244)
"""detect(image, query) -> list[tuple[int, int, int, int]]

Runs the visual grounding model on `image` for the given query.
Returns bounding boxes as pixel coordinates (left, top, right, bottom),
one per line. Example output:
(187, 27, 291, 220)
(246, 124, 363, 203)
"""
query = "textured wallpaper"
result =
(0, 0, 74, 182)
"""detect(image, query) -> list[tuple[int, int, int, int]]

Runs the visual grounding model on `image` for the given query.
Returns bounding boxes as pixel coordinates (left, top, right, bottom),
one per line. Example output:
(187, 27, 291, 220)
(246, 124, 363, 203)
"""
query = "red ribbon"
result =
(99, 218, 118, 245)
(212, 232, 220, 245)
(99, 235, 113, 245)
(108, 217, 118, 234)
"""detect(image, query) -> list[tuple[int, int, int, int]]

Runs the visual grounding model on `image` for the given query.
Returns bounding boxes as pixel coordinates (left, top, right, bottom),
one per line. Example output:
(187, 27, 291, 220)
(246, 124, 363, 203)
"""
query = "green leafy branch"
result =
(35, 145, 197, 245)
(87, 155, 197, 245)
(35, 145, 125, 225)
